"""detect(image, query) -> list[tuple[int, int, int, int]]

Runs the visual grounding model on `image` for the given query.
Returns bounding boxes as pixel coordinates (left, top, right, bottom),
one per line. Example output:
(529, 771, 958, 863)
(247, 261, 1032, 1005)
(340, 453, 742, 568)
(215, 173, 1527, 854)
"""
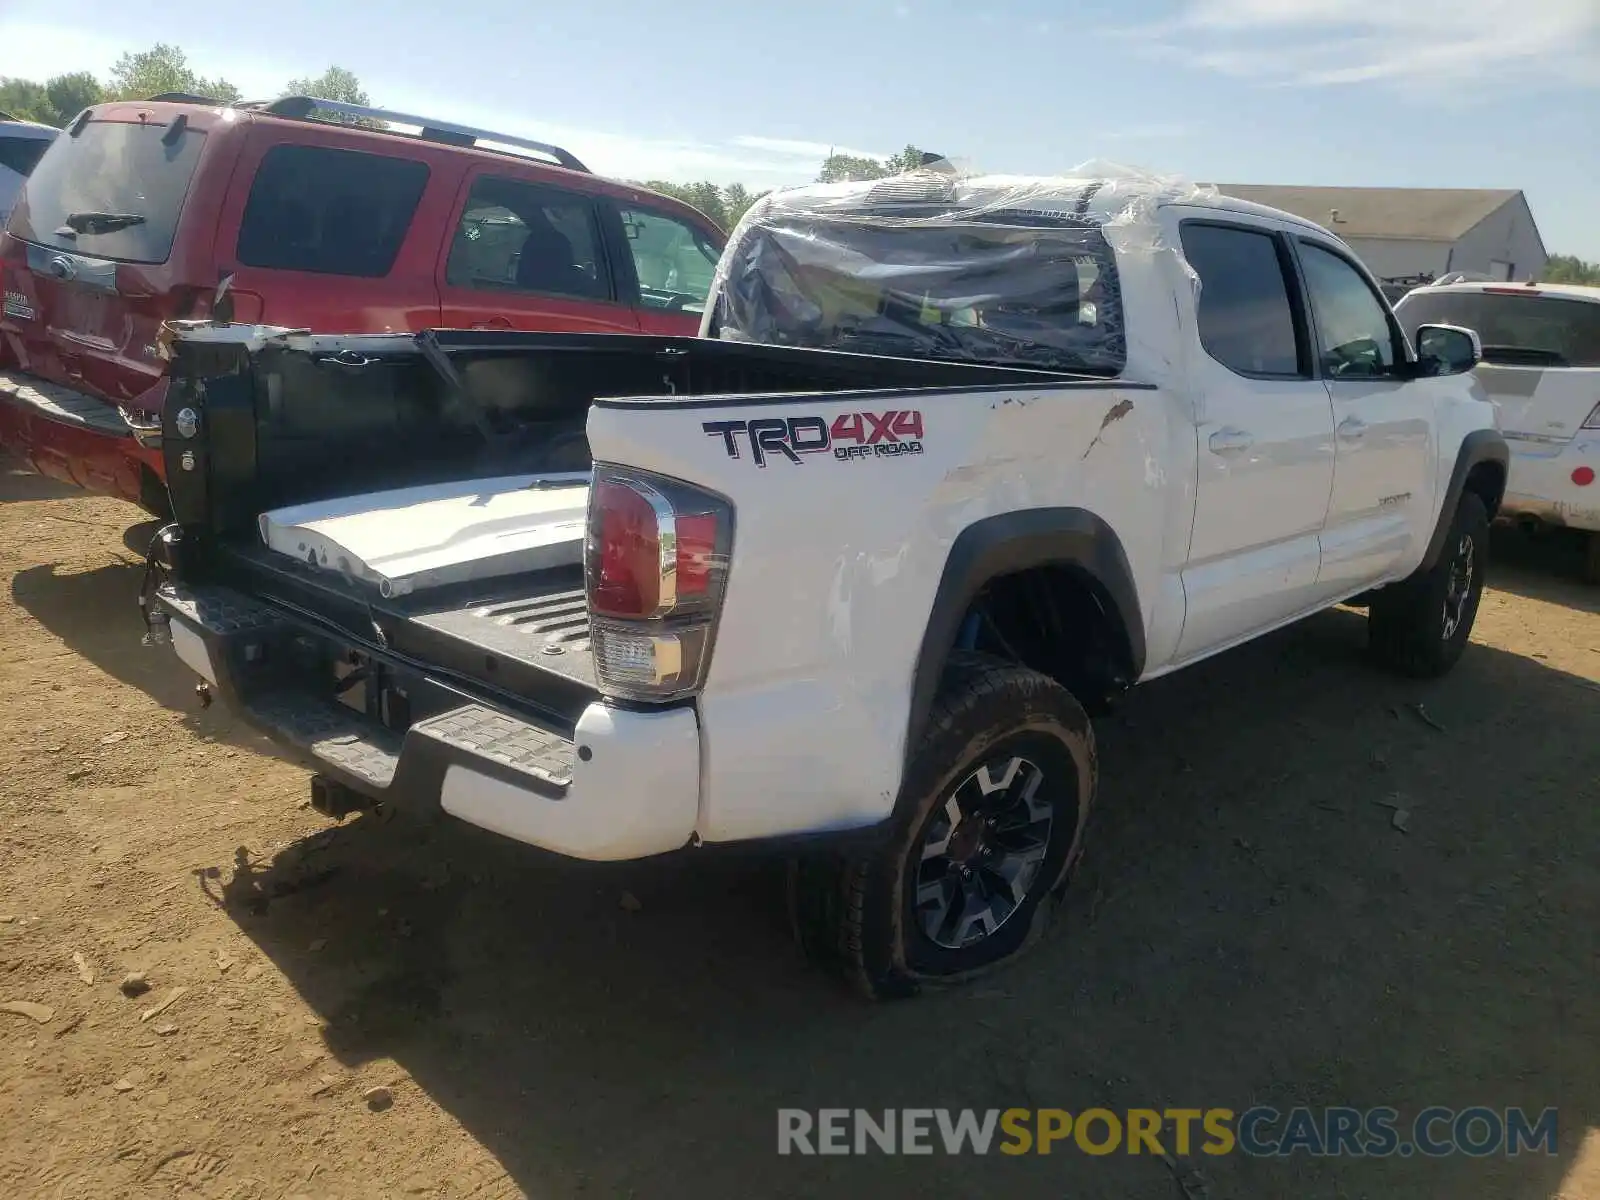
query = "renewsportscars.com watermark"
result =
(778, 1107, 1558, 1158)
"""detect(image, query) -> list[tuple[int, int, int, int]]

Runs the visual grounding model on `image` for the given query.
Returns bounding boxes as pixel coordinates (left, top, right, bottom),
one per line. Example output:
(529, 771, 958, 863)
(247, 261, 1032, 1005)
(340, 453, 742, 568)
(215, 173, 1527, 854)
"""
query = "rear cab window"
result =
(715, 208, 1127, 374)
(7, 118, 205, 262)
(1396, 290, 1600, 368)
(237, 144, 430, 277)
(1178, 222, 1306, 377)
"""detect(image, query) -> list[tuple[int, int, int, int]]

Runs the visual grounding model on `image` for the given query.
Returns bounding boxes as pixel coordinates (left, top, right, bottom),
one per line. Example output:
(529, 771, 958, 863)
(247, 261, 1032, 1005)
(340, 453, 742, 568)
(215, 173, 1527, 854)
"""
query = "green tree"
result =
(637, 180, 765, 233)
(639, 179, 694, 206)
(1542, 254, 1600, 285)
(817, 144, 927, 183)
(684, 182, 730, 229)
(0, 73, 104, 126)
(44, 72, 104, 125)
(282, 65, 376, 125)
(723, 183, 756, 228)
(107, 43, 240, 104)
(817, 152, 889, 183)
(884, 144, 932, 174)
(284, 65, 368, 105)
(0, 78, 52, 123)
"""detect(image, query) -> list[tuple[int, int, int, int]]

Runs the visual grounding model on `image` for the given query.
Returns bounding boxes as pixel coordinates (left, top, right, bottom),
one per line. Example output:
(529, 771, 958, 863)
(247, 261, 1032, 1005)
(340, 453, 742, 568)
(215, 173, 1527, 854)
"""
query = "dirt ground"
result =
(0, 455, 1595, 1200)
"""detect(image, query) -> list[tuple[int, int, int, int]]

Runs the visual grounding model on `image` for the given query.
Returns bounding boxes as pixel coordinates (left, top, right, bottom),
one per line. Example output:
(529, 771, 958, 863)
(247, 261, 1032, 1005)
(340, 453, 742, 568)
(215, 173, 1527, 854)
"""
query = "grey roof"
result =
(1213, 185, 1523, 242)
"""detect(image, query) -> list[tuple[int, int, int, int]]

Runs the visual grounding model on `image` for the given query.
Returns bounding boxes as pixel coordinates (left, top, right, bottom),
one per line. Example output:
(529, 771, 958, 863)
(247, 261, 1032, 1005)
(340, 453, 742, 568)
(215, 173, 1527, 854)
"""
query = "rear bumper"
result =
(1501, 435, 1600, 533)
(0, 369, 161, 505)
(160, 583, 701, 862)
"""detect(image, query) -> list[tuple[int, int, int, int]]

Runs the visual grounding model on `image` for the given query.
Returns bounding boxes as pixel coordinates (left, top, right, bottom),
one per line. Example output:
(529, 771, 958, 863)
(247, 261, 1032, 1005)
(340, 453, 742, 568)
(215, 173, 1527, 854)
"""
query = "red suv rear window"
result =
(9, 119, 204, 264)
(236, 144, 430, 278)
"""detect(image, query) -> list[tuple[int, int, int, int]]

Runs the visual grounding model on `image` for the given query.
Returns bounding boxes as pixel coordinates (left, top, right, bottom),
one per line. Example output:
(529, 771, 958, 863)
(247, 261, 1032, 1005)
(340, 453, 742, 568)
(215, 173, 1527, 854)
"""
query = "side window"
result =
(445, 177, 609, 301)
(0, 135, 52, 177)
(1297, 241, 1400, 379)
(1179, 223, 1304, 377)
(237, 145, 429, 277)
(619, 207, 721, 312)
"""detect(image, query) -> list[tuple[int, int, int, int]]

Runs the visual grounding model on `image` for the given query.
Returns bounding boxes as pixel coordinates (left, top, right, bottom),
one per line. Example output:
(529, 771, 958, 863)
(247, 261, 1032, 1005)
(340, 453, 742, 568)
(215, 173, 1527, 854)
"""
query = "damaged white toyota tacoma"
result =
(144, 169, 1507, 998)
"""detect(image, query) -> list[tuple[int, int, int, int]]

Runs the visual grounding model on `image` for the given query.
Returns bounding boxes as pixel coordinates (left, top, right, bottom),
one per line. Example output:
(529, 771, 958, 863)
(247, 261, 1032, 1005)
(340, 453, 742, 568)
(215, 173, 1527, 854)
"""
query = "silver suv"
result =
(0, 115, 59, 229)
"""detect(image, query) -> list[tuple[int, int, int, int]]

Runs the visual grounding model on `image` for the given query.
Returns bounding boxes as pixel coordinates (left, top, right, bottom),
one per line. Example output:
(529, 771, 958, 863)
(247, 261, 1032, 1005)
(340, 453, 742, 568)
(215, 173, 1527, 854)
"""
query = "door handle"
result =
(1208, 427, 1254, 455)
(1337, 417, 1368, 441)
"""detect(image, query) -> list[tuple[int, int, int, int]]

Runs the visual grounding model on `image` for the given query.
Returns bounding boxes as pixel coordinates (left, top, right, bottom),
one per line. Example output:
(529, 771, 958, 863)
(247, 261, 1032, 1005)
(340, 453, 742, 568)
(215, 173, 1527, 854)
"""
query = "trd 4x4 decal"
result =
(703, 410, 925, 467)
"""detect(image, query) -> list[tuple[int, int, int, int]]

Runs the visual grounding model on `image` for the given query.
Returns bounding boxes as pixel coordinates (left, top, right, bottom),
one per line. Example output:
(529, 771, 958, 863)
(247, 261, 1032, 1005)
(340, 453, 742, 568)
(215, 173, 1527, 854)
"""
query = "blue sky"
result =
(2, 0, 1597, 256)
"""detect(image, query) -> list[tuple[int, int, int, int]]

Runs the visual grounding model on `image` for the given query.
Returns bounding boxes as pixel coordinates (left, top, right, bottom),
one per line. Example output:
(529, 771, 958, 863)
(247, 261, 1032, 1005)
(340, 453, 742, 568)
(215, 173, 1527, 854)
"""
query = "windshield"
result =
(713, 211, 1126, 375)
(8, 118, 205, 263)
(1397, 290, 1600, 368)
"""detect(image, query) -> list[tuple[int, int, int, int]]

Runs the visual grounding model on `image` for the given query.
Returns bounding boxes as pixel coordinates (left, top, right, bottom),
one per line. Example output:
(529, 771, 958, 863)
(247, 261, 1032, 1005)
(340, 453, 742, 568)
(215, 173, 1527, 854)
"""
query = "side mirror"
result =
(1415, 323, 1482, 377)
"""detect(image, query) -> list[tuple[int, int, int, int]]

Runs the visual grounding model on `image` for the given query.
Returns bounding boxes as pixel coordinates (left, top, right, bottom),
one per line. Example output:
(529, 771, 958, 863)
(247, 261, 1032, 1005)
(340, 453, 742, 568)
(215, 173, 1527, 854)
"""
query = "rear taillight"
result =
(585, 466, 733, 702)
(1582, 402, 1600, 431)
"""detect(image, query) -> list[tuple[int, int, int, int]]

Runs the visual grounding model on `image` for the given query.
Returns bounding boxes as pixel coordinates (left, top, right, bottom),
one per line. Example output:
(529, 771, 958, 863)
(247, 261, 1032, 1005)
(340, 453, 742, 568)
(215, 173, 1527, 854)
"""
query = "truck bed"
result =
(153, 325, 1111, 815)
(162, 327, 1086, 540)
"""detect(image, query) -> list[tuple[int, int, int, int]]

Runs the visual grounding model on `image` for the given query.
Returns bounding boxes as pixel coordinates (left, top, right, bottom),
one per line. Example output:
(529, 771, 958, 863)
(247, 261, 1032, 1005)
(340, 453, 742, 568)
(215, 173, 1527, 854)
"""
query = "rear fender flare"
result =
(903, 507, 1145, 770)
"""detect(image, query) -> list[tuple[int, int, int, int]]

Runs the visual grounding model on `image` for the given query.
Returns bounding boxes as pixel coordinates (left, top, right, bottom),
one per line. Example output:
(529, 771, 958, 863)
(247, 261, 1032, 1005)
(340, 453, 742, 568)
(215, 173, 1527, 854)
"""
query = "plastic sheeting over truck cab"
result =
(703, 165, 1218, 378)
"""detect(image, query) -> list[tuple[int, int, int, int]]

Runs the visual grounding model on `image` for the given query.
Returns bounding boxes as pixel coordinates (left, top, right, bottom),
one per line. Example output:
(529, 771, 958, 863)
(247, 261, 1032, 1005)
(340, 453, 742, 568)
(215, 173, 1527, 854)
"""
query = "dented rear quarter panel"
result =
(585, 257, 1200, 843)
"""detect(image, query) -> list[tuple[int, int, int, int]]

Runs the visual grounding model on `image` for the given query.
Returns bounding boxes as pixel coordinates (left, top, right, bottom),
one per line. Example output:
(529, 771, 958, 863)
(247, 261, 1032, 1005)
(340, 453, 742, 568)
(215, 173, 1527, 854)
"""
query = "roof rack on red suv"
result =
(242, 96, 592, 174)
(0, 93, 725, 514)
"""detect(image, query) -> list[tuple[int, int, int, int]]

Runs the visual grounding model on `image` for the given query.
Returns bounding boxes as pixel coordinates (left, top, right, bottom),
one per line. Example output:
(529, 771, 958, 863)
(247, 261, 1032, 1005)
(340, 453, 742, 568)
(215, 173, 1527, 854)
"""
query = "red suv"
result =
(0, 95, 726, 513)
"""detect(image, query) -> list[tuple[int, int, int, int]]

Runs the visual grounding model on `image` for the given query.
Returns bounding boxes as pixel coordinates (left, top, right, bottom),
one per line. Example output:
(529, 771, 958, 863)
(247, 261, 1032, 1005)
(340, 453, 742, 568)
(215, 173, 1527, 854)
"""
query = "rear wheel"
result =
(789, 654, 1096, 999)
(1369, 493, 1489, 678)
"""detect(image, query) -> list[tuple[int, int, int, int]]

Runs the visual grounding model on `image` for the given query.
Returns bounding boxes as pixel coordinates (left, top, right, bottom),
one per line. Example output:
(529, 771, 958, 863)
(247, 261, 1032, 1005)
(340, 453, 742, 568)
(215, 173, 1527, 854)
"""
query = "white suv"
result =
(0, 116, 57, 229)
(1397, 281, 1600, 580)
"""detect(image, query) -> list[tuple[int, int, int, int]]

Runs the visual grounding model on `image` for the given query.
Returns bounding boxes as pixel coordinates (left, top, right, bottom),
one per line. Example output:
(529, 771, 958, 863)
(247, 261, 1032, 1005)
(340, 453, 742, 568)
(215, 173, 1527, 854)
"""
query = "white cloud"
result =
(1114, 0, 1600, 92)
(0, 20, 872, 187)
(731, 136, 891, 162)
(401, 101, 886, 184)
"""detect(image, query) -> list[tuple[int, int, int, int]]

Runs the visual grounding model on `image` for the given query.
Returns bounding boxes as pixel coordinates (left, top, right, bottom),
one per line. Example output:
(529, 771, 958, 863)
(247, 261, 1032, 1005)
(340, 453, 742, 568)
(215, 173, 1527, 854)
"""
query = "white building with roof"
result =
(1218, 185, 1547, 287)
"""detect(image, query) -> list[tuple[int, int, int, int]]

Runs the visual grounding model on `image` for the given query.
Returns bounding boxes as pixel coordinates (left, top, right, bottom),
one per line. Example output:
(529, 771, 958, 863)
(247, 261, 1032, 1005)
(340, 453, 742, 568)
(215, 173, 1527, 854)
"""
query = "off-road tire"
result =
(1369, 493, 1490, 678)
(788, 653, 1097, 1000)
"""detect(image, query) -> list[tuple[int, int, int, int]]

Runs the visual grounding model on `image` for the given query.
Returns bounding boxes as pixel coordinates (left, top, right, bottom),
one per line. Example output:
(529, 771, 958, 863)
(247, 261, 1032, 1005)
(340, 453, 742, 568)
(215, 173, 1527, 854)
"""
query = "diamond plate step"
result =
(160, 585, 283, 634)
(247, 691, 401, 788)
(0, 370, 131, 435)
(413, 704, 573, 787)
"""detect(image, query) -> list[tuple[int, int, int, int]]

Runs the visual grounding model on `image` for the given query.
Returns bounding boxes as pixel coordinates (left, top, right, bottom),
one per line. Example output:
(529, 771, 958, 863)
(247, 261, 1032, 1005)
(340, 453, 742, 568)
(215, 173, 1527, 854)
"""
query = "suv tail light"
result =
(1582, 402, 1600, 431)
(585, 465, 734, 702)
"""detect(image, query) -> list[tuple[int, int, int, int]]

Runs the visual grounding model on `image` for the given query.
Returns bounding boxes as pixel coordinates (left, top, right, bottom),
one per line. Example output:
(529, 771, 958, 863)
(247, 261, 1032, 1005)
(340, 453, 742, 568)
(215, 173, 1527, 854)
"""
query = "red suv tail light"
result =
(586, 466, 734, 701)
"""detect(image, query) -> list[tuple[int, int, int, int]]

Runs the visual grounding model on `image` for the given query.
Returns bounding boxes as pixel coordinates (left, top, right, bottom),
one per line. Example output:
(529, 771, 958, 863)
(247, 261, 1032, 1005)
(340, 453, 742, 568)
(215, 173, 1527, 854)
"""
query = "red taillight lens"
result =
(1573, 466, 1596, 487)
(591, 478, 664, 618)
(585, 467, 734, 702)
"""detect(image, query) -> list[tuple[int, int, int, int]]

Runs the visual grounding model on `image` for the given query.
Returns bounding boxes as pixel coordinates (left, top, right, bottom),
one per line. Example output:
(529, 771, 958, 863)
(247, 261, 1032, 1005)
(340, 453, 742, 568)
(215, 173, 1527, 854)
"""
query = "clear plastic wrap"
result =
(705, 160, 1217, 377)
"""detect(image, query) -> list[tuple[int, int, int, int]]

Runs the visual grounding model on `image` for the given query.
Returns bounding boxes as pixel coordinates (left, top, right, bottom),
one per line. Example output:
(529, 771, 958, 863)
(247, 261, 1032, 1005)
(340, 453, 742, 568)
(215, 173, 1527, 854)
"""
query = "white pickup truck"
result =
(147, 169, 1507, 998)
